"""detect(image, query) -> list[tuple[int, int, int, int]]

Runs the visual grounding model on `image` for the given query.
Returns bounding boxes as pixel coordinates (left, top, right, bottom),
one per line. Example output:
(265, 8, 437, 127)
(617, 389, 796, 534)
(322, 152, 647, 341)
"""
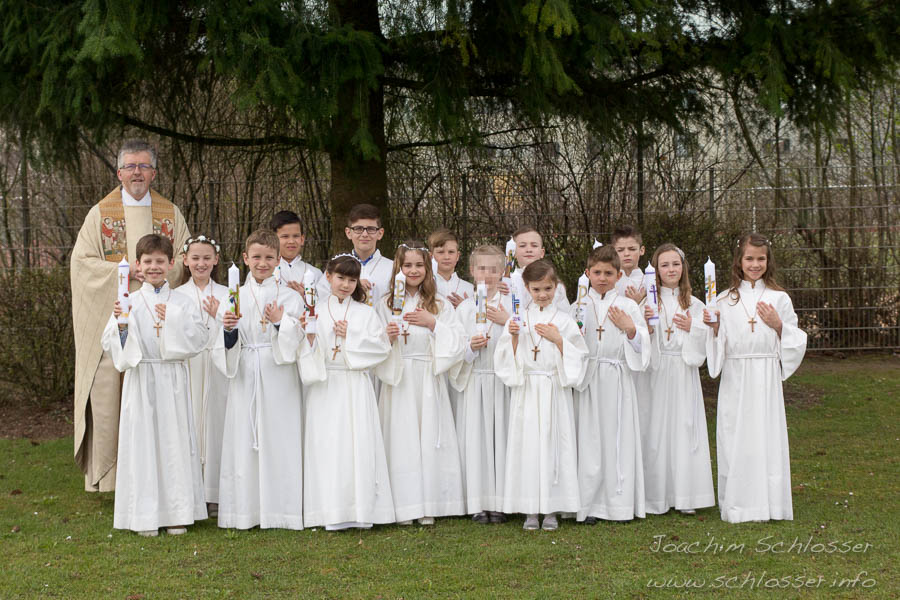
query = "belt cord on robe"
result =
(594, 357, 626, 495)
(243, 343, 273, 451)
(141, 358, 196, 457)
(525, 369, 560, 484)
(326, 361, 381, 494)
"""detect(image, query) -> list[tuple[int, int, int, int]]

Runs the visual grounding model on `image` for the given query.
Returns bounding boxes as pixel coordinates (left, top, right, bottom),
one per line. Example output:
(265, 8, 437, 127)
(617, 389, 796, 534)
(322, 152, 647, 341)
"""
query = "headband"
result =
(183, 235, 220, 254)
(738, 237, 771, 247)
(399, 243, 429, 253)
(330, 252, 362, 264)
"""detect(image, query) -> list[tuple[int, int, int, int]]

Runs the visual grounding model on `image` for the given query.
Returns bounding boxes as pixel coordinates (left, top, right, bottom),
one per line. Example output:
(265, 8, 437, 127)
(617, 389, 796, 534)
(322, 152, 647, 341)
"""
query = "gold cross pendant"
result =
(532, 346, 540, 360)
(665, 326, 674, 341)
(331, 344, 341, 360)
(401, 329, 410, 344)
(748, 316, 757, 333)
(259, 317, 267, 332)
(153, 322, 163, 337)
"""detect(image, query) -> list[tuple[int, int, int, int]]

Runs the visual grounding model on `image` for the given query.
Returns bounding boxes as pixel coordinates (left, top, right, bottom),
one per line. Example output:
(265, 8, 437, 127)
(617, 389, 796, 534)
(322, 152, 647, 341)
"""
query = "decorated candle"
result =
(227, 262, 241, 316)
(704, 256, 718, 322)
(574, 272, 589, 334)
(475, 281, 488, 334)
(391, 272, 406, 322)
(643, 264, 659, 326)
(117, 258, 130, 325)
(303, 269, 318, 332)
(504, 237, 516, 278)
(510, 271, 525, 329)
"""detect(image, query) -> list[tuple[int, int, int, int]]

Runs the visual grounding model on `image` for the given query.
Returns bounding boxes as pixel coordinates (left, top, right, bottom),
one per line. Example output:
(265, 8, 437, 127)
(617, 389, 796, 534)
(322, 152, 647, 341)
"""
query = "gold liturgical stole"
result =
(98, 192, 176, 262)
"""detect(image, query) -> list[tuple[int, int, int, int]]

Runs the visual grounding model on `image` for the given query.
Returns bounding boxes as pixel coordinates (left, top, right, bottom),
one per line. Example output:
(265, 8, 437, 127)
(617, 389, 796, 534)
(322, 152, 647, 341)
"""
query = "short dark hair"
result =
(587, 244, 621, 270)
(347, 203, 382, 227)
(428, 227, 458, 250)
(512, 226, 542, 244)
(270, 210, 302, 233)
(611, 224, 643, 246)
(136, 234, 173, 261)
(521, 258, 559, 285)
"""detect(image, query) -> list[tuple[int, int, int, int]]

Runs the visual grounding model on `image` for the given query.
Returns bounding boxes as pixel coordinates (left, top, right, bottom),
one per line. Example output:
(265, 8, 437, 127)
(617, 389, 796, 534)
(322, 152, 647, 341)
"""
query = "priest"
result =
(70, 139, 191, 492)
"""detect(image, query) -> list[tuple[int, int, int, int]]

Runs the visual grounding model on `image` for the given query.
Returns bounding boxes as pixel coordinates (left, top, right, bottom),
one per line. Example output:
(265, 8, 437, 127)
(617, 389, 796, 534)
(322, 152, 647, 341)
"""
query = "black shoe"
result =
(488, 512, 507, 524)
(471, 512, 490, 524)
(583, 516, 598, 525)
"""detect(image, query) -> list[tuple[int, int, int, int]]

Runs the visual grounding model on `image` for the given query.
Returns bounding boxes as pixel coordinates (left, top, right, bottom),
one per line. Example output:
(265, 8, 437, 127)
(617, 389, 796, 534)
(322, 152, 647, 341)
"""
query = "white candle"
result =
(391, 272, 406, 322)
(303, 269, 318, 332)
(593, 239, 603, 249)
(475, 281, 488, 334)
(117, 258, 130, 325)
(704, 256, 718, 322)
(574, 272, 589, 334)
(504, 237, 516, 278)
(227, 262, 240, 316)
(643, 264, 659, 326)
(510, 271, 525, 329)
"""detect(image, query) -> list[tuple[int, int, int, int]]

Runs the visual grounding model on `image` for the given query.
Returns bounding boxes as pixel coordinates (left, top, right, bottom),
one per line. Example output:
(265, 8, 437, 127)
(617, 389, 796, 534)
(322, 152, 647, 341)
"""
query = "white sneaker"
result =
(166, 527, 187, 535)
(137, 529, 158, 537)
(523, 514, 540, 530)
(418, 517, 435, 525)
(680, 509, 696, 515)
(397, 520, 413, 526)
(541, 514, 559, 531)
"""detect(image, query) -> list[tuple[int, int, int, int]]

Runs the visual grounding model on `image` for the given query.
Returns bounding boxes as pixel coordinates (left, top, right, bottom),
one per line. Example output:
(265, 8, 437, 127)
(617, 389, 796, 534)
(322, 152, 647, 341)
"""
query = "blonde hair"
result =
(244, 229, 279, 254)
(728, 233, 784, 303)
(469, 244, 505, 268)
(427, 227, 459, 250)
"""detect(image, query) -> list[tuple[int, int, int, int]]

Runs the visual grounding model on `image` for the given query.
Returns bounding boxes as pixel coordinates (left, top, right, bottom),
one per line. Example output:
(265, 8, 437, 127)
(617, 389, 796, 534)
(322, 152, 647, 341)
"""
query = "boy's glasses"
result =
(120, 163, 155, 172)
(348, 226, 381, 235)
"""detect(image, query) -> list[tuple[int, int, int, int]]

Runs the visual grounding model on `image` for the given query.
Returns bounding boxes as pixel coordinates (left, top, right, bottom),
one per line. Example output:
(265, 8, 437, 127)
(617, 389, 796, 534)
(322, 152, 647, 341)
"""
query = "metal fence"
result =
(2, 163, 898, 352)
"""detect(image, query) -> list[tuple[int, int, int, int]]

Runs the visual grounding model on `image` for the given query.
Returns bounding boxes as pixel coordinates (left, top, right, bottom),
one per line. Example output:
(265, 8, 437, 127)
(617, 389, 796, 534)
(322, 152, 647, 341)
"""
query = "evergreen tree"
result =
(1, 0, 897, 244)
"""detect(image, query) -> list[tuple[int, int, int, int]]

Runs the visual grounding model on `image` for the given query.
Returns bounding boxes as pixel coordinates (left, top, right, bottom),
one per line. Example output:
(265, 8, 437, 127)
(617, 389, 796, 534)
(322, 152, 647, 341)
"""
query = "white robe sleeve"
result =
(705, 291, 730, 378)
(623, 301, 651, 373)
(271, 314, 302, 366)
(100, 313, 141, 372)
(430, 299, 466, 376)
(343, 306, 392, 370)
(680, 300, 708, 368)
(775, 292, 807, 380)
(493, 321, 525, 388)
(448, 300, 475, 392)
(297, 330, 327, 385)
(159, 302, 209, 360)
(373, 301, 404, 385)
(553, 316, 589, 387)
(554, 282, 571, 311)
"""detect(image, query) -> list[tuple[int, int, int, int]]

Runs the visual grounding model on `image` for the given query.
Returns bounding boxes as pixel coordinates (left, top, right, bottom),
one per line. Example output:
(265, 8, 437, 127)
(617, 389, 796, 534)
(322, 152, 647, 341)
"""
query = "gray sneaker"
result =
(541, 514, 559, 531)
(523, 514, 540, 530)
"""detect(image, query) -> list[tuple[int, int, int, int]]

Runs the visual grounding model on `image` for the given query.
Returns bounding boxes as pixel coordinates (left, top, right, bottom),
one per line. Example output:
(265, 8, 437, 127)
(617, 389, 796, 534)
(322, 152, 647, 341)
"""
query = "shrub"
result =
(0, 267, 74, 406)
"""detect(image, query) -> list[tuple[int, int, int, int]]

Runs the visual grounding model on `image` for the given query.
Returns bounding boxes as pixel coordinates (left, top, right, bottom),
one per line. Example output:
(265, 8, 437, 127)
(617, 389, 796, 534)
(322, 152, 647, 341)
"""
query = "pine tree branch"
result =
(114, 112, 309, 149)
(387, 126, 551, 152)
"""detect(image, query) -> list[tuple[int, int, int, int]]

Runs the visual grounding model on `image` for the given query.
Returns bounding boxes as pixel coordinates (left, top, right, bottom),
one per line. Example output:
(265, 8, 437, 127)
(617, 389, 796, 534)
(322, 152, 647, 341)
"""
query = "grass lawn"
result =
(1, 356, 898, 598)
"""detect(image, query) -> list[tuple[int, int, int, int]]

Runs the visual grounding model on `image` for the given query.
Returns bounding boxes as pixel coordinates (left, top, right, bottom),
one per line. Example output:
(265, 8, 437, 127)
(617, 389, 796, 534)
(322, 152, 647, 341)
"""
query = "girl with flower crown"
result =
(703, 233, 807, 523)
(375, 241, 467, 525)
(298, 254, 396, 530)
(174, 234, 229, 518)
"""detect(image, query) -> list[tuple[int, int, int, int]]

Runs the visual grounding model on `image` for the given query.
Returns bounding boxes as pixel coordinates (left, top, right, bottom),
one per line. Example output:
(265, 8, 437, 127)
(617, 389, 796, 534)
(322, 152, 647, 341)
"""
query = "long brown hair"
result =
(325, 255, 366, 303)
(179, 236, 220, 286)
(728, 233, 784, 303)
(386, 241, 441, 314)
(651, 243, 692, 310)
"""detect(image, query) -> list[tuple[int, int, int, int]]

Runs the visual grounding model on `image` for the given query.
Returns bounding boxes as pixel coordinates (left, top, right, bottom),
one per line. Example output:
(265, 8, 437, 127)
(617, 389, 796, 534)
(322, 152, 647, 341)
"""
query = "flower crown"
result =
(738, 236, 771, 247)
(399, 243, 429, 253)
(183, 235, 220, 254)
(330, 252, 361, 264)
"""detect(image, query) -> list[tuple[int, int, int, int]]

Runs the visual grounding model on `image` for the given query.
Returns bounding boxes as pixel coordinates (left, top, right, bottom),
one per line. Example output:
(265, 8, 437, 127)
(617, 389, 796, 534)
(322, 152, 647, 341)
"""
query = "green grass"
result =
(1, 357, 898, 598)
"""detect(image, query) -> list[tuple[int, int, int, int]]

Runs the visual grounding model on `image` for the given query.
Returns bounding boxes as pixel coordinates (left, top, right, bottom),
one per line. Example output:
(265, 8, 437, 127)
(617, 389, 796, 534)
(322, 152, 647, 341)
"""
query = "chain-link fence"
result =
(2, 164, 898, 352)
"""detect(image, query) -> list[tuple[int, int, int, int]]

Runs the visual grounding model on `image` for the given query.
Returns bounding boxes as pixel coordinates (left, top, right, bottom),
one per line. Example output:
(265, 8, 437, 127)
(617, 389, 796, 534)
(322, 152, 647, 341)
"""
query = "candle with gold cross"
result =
(704, 256, 718, 322)
(117, 258, 131, 325)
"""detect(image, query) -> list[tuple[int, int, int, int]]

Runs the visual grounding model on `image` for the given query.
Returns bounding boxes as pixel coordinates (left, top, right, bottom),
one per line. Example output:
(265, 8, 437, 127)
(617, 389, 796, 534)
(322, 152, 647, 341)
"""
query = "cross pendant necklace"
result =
(525, 305, 558, 361)
(661, 298, 675, 341)
(140, 286, 171, 338)
(739, 282, 765, 334)
(327, 295, 352, 360)
(249, 279, 279, 333)
(591, 294, 611, 342)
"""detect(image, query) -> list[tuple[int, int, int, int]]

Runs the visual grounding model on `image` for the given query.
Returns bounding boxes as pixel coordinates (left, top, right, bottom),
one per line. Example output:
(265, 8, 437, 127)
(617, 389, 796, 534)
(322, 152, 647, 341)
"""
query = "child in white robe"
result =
(375, 241, 466, 525)
(101, 234, 210, 536)
(299, 254, 395, 530)
(641, 244, 715, 515)
(449, 245, 512, 524)
(215, 229, 307, 530)
(509, 226, 570, 310)
(573, 245, 650, 522)
(174, 235, 230, 518)
(704, 233, 807, 523)
(271, 210, 323, 292)
(496, 259, 587, 531)
(429, 228, 475, 423)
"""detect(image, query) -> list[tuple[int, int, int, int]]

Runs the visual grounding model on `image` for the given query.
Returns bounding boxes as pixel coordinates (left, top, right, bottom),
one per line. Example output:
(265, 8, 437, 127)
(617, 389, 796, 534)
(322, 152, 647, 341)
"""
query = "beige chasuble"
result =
(70, 186, 190, 489)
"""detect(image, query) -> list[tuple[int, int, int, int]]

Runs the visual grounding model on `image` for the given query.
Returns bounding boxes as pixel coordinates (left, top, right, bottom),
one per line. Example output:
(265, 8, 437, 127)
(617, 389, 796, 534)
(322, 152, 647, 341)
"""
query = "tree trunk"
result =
(329, 0, 389, 255)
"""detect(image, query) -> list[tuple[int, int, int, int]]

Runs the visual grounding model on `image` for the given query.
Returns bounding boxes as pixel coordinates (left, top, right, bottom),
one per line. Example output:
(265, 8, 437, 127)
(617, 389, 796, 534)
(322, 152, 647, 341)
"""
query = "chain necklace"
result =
(326, 295, 353, 359)
(140, 284, 171, 337)
(248, 277, 280, 332)
(738, 281, 766, 333)
(524, 304, 558, 361)
(590, 292, 613, 341)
